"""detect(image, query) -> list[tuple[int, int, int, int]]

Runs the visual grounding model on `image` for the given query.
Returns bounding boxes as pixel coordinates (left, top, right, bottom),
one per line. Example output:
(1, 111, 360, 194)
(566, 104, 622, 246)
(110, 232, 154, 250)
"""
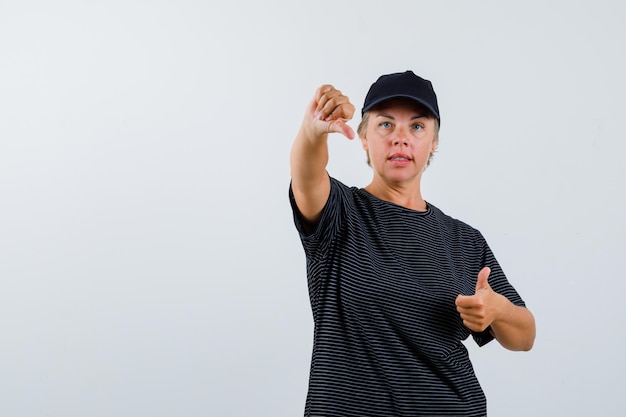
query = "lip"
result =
(388, 153, 412, 167)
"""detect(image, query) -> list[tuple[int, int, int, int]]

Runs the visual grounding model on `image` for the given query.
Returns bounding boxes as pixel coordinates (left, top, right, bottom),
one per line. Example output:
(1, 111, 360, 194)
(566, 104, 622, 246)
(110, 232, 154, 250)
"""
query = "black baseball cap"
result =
(361, 70, 440, 124)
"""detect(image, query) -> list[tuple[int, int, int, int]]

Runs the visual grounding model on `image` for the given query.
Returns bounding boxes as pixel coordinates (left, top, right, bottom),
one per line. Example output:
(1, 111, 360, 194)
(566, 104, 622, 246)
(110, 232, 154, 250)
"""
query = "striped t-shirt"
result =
(289, 177, 526, 417)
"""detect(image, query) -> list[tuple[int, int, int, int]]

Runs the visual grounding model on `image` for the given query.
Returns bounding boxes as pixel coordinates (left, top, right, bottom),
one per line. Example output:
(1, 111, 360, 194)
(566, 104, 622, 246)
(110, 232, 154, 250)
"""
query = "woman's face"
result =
(360, 98, 438, 186)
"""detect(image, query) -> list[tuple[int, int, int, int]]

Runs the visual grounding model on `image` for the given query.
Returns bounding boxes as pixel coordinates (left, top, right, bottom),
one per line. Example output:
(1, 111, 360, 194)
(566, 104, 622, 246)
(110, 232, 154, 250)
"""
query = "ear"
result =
(430, 136, 439, 154)
(360, 133, 369, 151)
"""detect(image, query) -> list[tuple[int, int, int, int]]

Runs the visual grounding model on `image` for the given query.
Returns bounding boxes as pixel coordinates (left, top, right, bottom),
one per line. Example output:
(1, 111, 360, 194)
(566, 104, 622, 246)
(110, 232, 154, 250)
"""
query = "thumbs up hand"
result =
(455, 267, 506, 333)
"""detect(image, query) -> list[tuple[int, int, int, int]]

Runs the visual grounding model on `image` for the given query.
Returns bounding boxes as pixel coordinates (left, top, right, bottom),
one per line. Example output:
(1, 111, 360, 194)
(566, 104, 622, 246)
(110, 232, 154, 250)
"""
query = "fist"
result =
(455, 267, 503, 332)
(306, 84, 355, 139)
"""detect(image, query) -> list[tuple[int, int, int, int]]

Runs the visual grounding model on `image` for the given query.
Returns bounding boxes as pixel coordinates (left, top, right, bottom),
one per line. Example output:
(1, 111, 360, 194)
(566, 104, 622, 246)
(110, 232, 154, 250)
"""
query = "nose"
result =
(392, 127, 409, 146)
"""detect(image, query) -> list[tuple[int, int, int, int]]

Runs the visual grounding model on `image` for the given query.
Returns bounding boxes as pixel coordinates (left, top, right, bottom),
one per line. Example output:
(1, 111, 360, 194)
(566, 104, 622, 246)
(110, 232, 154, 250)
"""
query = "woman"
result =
(289, 70, 535, 416)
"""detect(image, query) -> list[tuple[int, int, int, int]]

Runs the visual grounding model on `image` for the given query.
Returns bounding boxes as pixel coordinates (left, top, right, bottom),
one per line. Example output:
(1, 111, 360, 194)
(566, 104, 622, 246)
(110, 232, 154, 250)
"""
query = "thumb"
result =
(475, 266, 491, 293)
(328, 119, 355, 140)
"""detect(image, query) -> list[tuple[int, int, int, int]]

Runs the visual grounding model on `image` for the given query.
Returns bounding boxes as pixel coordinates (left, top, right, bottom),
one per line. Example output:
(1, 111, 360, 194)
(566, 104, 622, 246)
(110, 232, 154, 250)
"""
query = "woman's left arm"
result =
(455, 267, 536, 351)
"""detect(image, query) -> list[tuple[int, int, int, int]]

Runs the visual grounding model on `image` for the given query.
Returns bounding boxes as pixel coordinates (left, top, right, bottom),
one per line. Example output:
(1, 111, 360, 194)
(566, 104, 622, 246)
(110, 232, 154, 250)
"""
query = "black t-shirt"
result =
(290, 177, 526, 417)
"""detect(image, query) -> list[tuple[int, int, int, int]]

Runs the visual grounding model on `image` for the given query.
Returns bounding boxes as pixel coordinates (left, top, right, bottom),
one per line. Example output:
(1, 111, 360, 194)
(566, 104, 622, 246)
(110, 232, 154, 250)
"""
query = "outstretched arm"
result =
(290, 85, 355, 222)
(455, 267, 536, 351)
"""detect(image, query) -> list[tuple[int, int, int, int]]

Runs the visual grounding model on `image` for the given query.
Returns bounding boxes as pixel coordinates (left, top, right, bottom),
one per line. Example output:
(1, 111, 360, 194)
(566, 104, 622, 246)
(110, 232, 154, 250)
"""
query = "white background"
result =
(1, 1, 624, 416)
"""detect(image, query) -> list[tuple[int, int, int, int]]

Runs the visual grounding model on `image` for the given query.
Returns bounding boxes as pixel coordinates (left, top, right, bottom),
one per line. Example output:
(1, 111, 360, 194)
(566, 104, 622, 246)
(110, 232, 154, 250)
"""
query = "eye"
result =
(411, 123, 423, 131)
(380, 121, 392, 129)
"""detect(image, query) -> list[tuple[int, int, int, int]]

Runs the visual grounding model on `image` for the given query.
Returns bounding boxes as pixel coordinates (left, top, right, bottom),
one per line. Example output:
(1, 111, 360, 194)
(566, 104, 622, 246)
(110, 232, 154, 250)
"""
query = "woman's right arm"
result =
(289, 85, 355, 222)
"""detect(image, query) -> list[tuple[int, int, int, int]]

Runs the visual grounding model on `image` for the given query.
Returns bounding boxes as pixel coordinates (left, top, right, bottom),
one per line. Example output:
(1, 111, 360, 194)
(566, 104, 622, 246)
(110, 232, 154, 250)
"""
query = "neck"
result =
(364, 180, 427, 211)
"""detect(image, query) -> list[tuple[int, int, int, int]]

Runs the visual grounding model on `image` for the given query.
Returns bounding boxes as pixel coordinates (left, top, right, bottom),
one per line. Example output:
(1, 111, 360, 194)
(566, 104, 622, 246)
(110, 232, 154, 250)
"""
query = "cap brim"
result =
(362, 94, 440, 120)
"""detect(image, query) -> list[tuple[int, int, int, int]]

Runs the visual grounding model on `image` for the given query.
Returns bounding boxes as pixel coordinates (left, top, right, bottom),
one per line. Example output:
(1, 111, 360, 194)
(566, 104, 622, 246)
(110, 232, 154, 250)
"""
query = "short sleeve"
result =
(472, 232, 526, 347)
(289, 177, 349, 262)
